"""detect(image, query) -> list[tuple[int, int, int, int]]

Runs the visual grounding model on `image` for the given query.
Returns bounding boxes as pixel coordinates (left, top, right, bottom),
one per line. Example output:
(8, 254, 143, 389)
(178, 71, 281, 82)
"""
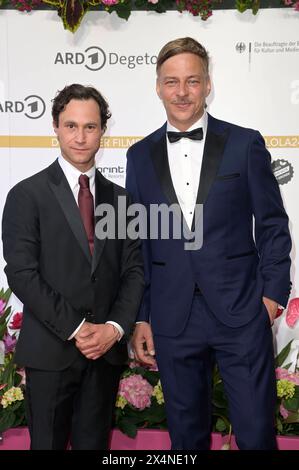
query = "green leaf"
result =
(275, 340, 293, 367)
(283, 396, 299, 412)
(113, 3, 131, 21)
(0, 410, 16, 433)
(61, 0, 87, 33)
(118, 418, 138, 438)
(284, 411, 299, 424)
(42, 0, 63, 6)
(215, 417, 227, 433)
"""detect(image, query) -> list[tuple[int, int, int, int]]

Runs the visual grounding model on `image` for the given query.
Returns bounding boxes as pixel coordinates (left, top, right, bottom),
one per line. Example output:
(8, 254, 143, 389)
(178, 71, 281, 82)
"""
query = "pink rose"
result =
(286, 298, 299, 328)
(9, 312, 23, 330)
(101, 0, 119, 5)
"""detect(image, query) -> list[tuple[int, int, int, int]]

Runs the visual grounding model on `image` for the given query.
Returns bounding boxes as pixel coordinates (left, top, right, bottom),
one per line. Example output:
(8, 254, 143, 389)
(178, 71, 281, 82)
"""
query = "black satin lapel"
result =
(192, 129, 228, 232)
(197, 129, 229, 204)
(151, 135, 185, 225)
(151, 135, 179, 207)
(47, 162, 91, 264)
(92, 170, 113, 273)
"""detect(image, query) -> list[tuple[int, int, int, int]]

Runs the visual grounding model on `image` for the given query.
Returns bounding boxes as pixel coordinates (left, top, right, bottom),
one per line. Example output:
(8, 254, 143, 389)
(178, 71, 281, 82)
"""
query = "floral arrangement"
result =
(115, 359, 167, 437)
(0, 288, 26, 434)
(0, 0, 298, 33)
(114, 339, 299, 439)
(115, 300, 299, 439)
(1, 283, 299, 441)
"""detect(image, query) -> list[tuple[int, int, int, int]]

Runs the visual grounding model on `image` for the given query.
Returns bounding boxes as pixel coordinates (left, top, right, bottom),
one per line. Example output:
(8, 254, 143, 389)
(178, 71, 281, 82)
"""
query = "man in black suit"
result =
(2, 84, 144, 450)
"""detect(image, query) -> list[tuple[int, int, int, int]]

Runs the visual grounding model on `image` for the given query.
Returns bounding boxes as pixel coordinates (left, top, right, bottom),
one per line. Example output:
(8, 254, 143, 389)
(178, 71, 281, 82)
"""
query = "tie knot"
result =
(167, 127, 203, 143)
(79, 174, 90, 189)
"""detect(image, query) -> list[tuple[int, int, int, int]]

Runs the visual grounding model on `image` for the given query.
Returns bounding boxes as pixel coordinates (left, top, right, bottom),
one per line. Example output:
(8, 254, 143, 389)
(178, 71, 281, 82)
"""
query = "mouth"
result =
(173, 102, 192, 109)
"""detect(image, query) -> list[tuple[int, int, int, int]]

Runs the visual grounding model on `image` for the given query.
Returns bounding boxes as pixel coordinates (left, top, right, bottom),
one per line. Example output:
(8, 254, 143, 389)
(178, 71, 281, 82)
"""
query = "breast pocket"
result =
(216, 173, 241, 181)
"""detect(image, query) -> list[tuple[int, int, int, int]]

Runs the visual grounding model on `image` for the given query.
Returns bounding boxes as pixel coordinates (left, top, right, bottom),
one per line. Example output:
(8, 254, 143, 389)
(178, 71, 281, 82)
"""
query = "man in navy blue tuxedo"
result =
(126, 38, 292, 450)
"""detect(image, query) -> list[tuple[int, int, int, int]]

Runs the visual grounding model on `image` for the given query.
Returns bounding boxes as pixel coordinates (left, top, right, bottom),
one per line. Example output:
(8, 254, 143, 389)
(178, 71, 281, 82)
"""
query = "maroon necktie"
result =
(78, 174, 94, 255)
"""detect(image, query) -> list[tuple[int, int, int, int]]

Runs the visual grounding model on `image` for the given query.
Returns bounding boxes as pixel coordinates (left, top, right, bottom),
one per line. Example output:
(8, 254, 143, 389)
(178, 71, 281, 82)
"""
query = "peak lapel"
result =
(192, 117, 229, 231)
(150, 130, 185, 224)
(92, 169, 114, 274)
(47, 160, 92, 264)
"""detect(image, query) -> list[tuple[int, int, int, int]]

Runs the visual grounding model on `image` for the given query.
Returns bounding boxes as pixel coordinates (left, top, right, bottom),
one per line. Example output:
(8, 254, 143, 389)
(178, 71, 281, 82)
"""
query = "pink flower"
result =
(280, 404, 289, 419)
(286, 298, 299, 328)
(148, 0, 159, 3)
(101, 0, 119, 5)
(0, 299, 6, 315)
(294, 1, 299, 11)
(9, 312, 23, 330)
(3, 333, 17, 354)
(129, 359, 158, 372)
(283, 0, 293, 4)
(119, 374, 153, 410)
(276, 367, 299, 385)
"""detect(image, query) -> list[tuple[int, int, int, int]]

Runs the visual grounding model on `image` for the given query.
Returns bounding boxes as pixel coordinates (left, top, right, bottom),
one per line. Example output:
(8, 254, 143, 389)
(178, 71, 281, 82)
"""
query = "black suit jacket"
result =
(2, 159, 144, 370)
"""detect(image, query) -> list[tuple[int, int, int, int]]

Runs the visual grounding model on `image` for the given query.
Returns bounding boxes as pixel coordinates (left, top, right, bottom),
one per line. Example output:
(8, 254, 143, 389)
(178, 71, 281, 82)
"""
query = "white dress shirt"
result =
(58, 156, 124, 340)
(167, 112, 208, 229)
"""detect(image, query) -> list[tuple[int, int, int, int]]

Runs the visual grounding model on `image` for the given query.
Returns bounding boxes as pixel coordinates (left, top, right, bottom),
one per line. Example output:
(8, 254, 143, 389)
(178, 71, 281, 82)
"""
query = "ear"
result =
(205, 76, 212, 98)
(156, 78, 162, 100)
(53, 121, 58, 134)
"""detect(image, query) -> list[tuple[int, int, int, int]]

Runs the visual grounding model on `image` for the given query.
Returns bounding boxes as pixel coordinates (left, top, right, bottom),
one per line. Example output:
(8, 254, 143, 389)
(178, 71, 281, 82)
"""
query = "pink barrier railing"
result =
(1, 428, 298, 450)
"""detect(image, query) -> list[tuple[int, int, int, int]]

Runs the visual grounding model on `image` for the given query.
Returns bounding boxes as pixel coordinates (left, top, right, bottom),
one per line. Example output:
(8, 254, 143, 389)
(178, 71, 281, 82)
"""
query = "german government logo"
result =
(235, 42, 246, 53)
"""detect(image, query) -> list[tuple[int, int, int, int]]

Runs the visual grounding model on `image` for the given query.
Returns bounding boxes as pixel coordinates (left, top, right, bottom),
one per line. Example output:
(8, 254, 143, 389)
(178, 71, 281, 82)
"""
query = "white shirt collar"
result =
(58, 156, 95, 192)
(167, 110, 208, 137)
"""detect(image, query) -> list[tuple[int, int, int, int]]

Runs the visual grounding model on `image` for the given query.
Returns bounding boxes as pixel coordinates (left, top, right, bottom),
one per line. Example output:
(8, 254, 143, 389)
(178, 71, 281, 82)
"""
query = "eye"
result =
(165, 80, 177, 86)
(86, 125, 96, 131)
(188, 79, 200, 86)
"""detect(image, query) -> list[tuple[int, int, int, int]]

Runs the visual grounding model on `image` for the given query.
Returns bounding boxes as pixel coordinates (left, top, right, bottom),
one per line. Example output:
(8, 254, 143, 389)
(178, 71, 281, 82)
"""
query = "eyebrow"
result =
(63, 121, 98, 126)
(163, 74, 202, 80)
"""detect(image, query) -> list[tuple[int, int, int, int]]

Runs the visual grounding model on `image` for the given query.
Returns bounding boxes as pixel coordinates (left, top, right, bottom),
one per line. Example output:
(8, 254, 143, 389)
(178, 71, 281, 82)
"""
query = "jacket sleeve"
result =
(105, 190, 145, 338)
(126, 148, 151, 322)
(2, 184, 84, 340)
(248, 131, 292, 307)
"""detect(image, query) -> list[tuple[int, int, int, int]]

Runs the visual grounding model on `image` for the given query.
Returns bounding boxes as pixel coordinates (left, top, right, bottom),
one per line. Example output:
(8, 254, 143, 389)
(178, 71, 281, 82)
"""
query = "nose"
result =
(75, 128, 86, 143)
(177, 82, 188, 97)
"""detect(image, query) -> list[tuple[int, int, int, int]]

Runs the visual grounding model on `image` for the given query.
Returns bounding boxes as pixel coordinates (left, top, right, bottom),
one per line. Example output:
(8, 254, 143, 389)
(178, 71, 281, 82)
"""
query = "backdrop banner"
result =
(0, 8, 298, 353)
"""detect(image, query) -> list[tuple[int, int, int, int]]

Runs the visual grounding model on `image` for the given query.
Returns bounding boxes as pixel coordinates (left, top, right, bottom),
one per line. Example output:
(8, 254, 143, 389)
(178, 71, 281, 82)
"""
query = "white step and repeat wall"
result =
(0, 8, 298, 353)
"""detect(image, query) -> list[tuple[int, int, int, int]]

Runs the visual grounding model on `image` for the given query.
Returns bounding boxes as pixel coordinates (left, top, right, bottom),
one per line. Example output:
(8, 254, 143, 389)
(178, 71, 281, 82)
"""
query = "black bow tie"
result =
(167, 127, 203, 143)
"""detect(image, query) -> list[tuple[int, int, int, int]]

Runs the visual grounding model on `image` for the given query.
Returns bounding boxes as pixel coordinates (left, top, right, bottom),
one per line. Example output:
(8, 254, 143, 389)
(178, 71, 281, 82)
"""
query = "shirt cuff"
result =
(68, 318, 85, 340)
(106, 321, 124, 341)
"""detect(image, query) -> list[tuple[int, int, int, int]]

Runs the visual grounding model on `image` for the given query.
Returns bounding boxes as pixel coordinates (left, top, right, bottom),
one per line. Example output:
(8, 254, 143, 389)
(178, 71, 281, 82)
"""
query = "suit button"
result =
(91, 275, 97, 283)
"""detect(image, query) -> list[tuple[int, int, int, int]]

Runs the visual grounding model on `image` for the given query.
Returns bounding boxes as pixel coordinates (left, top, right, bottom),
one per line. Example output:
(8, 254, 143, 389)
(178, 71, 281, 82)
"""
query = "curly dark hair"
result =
(52, 84, 111, 132)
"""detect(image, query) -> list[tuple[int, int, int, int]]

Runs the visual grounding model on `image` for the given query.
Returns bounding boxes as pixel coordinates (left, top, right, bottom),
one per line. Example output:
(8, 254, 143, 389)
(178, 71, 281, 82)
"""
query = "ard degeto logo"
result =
(24, 95, 46, 119)
(0, 95, 46, 119)
(54, 46, 157, 70)
(235, 42, 246, 53)
(85, 46, 106, 71)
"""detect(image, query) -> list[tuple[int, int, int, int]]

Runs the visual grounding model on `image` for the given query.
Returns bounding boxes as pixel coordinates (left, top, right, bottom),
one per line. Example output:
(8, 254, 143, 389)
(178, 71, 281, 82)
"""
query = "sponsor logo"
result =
(0, 95, 46, 119)
(271, 158, 294, 185)
(235, 42, 246, 53)
(54, 46, 157, 70)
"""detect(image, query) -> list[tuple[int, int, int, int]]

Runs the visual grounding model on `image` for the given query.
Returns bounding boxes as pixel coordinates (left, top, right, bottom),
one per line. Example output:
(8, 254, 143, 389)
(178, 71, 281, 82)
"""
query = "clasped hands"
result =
(75, 322, 119, 360)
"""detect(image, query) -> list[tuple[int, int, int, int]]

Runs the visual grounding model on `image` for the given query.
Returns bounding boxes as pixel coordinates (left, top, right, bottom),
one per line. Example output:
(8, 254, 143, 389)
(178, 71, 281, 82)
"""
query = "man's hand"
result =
(263, 296, 279, 325)
(132, 322, 156, 367)
(75, 322, 119, 360)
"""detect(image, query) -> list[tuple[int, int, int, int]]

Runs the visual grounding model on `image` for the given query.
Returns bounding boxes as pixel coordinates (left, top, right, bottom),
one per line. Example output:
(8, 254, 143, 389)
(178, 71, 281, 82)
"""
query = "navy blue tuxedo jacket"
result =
(126, 114, 292, 336)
